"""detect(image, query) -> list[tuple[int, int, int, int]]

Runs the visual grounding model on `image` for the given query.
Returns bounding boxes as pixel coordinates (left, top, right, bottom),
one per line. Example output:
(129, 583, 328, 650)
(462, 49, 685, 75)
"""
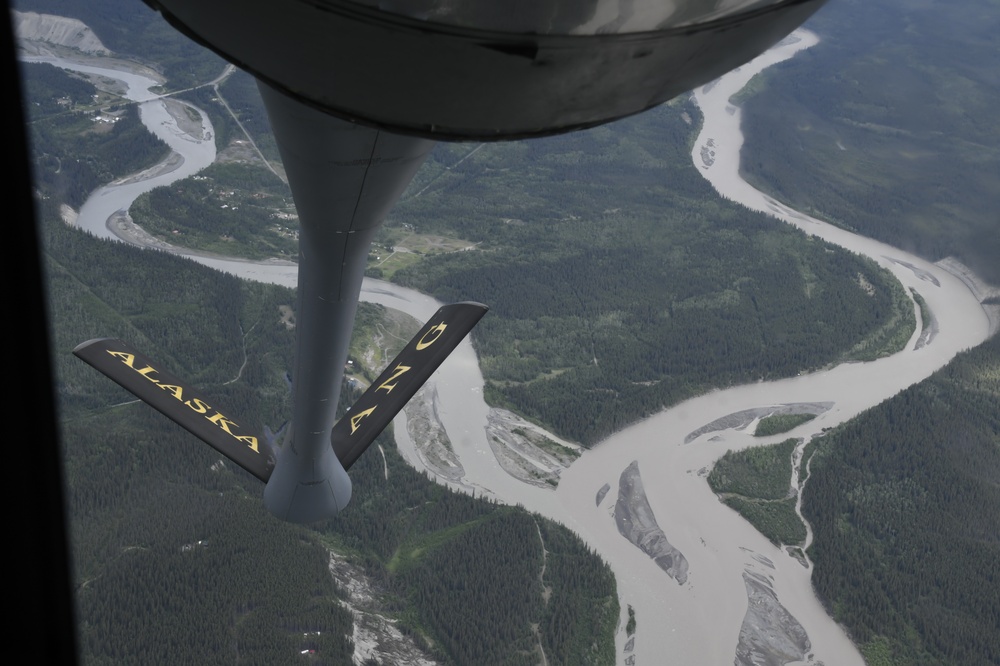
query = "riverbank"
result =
(938, 256, 1000, 337)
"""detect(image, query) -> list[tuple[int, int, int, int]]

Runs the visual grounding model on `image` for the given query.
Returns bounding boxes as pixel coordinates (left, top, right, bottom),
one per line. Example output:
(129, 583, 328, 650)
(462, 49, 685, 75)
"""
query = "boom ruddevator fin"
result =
(74, 302, 486, 485)
(332, 302, 488, 470)
(73, 338, 275, 482)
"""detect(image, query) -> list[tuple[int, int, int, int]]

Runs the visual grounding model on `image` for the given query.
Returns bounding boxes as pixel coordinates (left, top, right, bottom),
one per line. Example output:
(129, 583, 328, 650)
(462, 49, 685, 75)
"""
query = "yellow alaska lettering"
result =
(104, 347, 258, 452)
(234, 434, 260, 453)
(206, 412, 238, 436)
(415, 322, 447, 350)
(376, 364, 412, 394)
(350, 406, 377, 434)
(185, 398, 211, 414)
(135, 365, 160, 382)
(106, 350, 137, 367)
(106, 350, 160, 383)
(157, 383, 184, 400)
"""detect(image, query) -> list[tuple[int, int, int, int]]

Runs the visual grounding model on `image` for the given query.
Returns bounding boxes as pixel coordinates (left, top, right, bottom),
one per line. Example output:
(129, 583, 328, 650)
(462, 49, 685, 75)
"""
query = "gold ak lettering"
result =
(415, 322, 447, 350)
(346, 317, 456, 439)
(376, 364, 411, 394)
(349, 407, 377, 434)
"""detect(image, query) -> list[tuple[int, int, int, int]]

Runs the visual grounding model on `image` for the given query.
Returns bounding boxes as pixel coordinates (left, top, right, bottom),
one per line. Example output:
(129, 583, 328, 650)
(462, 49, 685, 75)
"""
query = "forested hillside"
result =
(803, 335, 1000, 666)
(734, 5, 1000, 662)
(739, 0, 1000, 283)
(389, 103, 915, 445)
(130, 162, 298, 259)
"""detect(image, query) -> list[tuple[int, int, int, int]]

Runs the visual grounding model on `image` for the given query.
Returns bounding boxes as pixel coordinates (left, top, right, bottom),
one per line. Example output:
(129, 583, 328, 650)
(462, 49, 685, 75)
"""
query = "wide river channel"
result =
(40, 29, 993, 666)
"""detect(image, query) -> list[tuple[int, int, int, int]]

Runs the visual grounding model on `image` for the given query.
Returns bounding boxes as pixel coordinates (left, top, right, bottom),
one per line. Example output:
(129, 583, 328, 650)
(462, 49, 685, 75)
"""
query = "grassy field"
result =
(368, 232, 478, 280)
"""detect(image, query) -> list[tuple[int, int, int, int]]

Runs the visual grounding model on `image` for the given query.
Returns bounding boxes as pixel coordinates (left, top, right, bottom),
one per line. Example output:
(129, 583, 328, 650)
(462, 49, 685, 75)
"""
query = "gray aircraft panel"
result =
(151, 0, 828, 139)
(259, 85, 435, 522)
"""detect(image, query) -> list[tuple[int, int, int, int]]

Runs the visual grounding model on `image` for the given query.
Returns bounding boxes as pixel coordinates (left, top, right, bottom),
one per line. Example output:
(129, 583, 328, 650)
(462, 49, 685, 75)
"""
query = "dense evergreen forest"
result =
(29, 61, 617, 665)
(723, 4, 1000, 661)
(739, 0, 1000, 283)
(803, 336, 1000, 666)
(387, 104, 914, 445)
(21, 59, 94, 112)
(130, 162, 298, 259)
